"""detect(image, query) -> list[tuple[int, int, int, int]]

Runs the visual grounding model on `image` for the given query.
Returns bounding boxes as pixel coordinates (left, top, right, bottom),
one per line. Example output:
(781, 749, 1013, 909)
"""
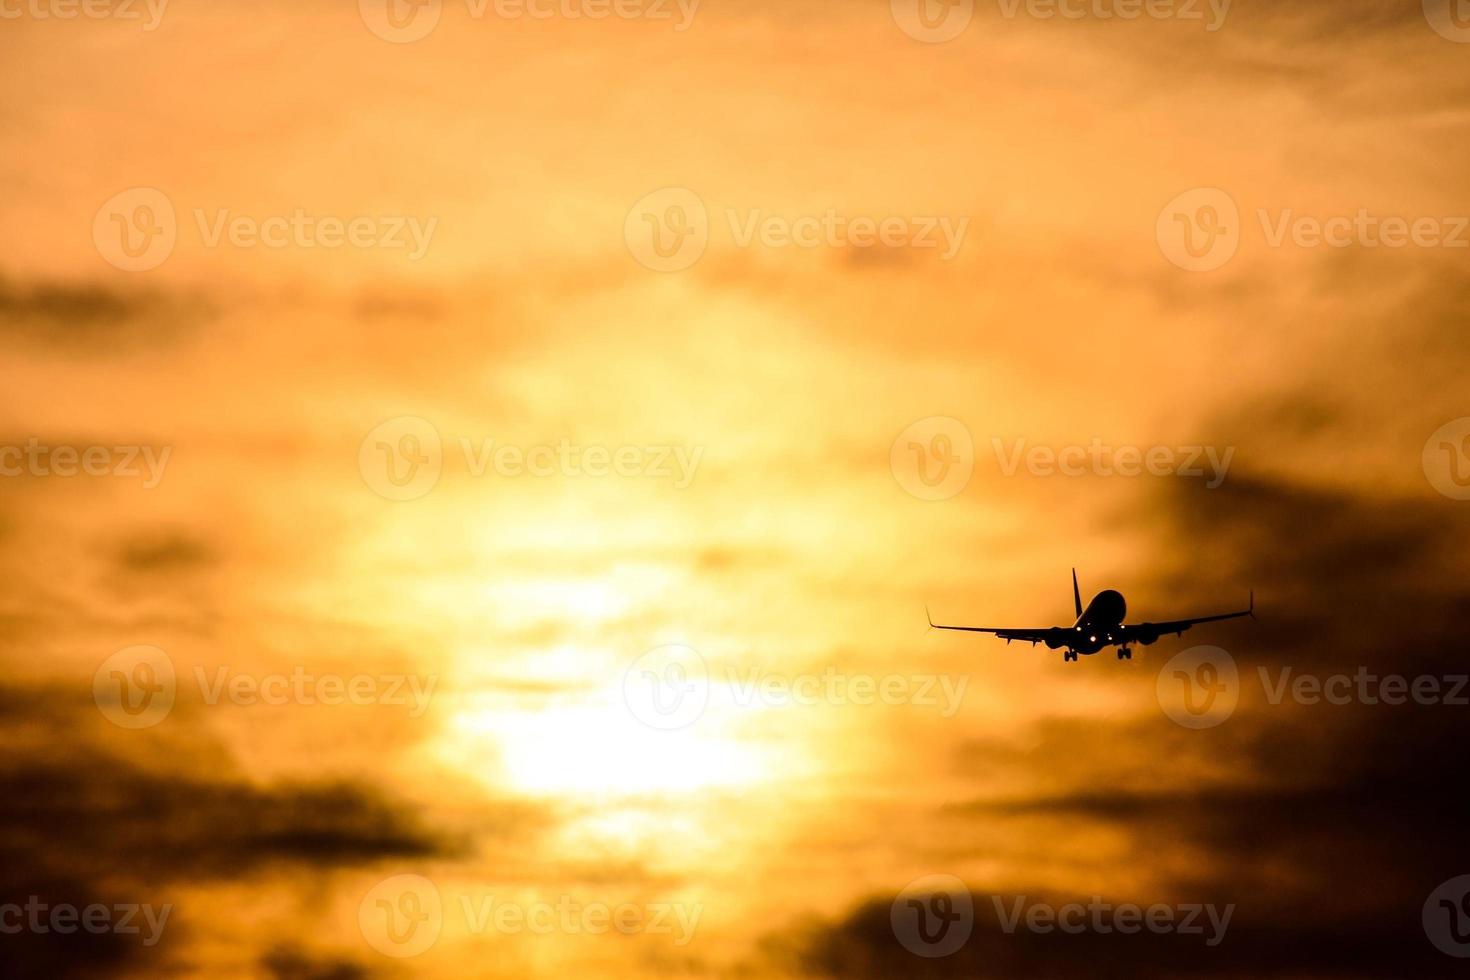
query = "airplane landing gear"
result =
(1117, 647, 1133, 660)
(1064, 650, 1079, 662)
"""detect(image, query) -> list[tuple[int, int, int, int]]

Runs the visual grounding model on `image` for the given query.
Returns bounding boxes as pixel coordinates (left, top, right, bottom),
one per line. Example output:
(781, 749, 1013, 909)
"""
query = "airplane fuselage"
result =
(1069, 589, 1127, 655)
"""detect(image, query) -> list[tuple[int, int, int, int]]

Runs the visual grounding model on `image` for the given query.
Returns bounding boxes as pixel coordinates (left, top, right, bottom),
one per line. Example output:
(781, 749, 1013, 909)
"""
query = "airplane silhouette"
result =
(927, 569, 1253, 662)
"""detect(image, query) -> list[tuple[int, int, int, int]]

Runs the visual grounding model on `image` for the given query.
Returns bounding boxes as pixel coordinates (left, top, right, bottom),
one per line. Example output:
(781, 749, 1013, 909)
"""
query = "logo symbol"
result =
(1156, 188, 1240, 272)
(359, 874, 442, 957)
(891, 0, 974, 43)
(1157, 645, 1238, 729)
(93, 645, 176, 729)
(1423, 418, 1470, 500)
(890, 417, 974, 501)
(360, 0, 442, 42)
(1424, 0, 1470, 41)
(624, 188, 709, 272)
(359, 416, 443, 501)
(1424, 875, 1470, 956)
(891, 874, 973, 957)
(93, 188, 177, 272)
(623, 644, 709, 730)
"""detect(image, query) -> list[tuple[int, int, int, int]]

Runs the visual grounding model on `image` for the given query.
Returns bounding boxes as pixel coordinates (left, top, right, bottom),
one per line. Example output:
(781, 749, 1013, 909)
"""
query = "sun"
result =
(433, 682, 774, 800)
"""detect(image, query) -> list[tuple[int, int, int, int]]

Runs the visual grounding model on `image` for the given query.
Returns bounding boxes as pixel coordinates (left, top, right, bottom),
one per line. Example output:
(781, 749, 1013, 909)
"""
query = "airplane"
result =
(927, 569, 1253, 662)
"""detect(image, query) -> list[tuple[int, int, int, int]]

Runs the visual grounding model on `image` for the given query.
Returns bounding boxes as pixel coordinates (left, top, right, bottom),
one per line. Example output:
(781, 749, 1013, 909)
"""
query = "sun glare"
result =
(438, 692, 773, 799)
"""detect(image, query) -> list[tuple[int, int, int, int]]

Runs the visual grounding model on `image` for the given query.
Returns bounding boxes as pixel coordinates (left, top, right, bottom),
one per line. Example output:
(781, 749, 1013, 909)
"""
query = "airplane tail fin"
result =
(1072, 568, 1082, 619)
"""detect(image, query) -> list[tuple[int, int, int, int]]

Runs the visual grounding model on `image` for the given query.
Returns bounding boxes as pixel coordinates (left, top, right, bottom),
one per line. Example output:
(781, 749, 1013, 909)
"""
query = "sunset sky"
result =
(3, 1, 1470, 976)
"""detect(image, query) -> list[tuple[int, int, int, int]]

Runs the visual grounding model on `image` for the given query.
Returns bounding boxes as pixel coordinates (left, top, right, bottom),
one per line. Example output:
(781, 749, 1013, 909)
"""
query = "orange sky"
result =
(3, 2, 1470, 977)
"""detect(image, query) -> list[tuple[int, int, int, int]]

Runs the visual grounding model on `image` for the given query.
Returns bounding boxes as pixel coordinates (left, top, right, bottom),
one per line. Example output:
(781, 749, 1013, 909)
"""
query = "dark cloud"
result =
(0, 874, 153, 980)
(1053, 0, 1470, 117)
(0, 711, 458, 884)
(0, 275, 211, 353)
(1135, 471, 1470, 672)
(775, 461, 1470, 977)
(260, 944, 376, 980)
(792, 882, 1453, 978)
(113, 529, 218, 575)
(0, 681, 471, 977)
(948, 711, 1470, 930)
(0, 753, 454, 892)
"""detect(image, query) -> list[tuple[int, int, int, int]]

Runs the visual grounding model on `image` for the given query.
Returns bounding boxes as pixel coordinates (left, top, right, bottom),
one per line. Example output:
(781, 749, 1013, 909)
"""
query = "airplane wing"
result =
(1119, 591, 1255, 641)
(925, 607, 1055, 645)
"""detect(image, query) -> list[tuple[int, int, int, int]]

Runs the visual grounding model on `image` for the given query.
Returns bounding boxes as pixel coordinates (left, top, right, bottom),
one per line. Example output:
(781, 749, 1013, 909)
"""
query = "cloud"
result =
(260, 944, 376, 980)
(790, 882, 1443, 978)
(112, 529, 218, 575)
(0, 274, 211, 353)
(0, 680, 469, 977)
(1137, 471, 1470, 672)
(0, 732, 453, 884)
(770, 461, 1470, 977)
